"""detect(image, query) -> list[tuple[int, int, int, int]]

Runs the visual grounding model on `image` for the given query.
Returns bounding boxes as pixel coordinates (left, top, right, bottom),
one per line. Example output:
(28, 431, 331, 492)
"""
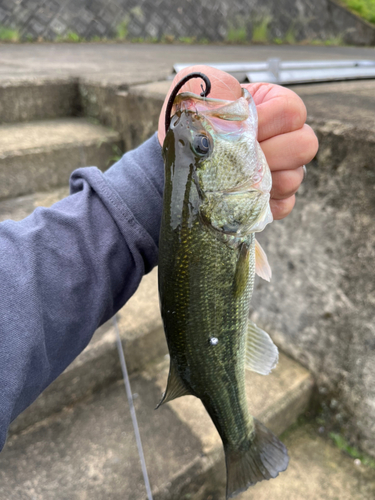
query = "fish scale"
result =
(160, 216, 255, 442)
(158, 90, 289, 499)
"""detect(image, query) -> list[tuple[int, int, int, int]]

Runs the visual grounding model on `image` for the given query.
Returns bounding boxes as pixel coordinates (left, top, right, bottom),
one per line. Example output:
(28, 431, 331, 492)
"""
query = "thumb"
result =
(158, 65, 241, 145)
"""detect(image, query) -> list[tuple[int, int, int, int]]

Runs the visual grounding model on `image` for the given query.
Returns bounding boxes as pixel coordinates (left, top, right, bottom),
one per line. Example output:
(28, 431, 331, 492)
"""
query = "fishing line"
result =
(113, 315, 153, 500)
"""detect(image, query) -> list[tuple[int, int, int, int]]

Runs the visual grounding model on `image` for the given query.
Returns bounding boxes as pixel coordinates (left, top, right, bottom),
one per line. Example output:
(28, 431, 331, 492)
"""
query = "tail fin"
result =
(225, 418, 289, 499)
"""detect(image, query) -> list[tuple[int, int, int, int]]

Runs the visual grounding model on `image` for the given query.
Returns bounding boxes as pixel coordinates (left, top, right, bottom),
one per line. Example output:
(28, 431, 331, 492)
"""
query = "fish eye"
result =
(193, 134, 211, 156)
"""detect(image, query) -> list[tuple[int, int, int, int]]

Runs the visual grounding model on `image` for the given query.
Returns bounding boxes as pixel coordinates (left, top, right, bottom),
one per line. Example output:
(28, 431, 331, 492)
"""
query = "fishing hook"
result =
(164, 72, 211, 134)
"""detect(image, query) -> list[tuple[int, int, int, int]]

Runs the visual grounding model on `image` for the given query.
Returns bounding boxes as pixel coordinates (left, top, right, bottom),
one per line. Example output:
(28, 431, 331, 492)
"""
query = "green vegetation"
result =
(284, 26, 296, 44)
(251, 18, 270, 43)
(178, 36, 209, 44)
(323, 35, 345, 45)
(116, 16, 130, 40)
(178, 36, 196, 44)
(329, 432, 375, 469)
(0, 25, 19, 42)
(309, 35, 345, 45)
(273, 25, 297, 45)
(340, 0, 375, 24)
(226, 24, 247, 43)
(65, 31, 82, 42)
(116, 6, 144, 41)
(55, 31, 83, 42)
(279, 410, 375, 471)
(130, 5, 144, 21)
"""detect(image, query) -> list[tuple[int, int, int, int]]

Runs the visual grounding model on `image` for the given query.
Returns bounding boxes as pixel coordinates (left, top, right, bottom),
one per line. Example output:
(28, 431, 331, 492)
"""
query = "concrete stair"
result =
(241, 423, 375, 500)
(0, 77, 79, 124)
(0, 352, 314, 500)
(0, 117, 121, 200)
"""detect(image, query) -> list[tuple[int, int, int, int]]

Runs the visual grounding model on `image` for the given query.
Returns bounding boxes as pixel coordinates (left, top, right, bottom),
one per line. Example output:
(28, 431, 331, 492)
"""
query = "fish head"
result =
(164, 89, 273, 237)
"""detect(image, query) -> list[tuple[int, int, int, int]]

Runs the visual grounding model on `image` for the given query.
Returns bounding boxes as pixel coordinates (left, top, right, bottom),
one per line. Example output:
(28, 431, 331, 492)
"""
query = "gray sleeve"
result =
(0, 133, 164, 451)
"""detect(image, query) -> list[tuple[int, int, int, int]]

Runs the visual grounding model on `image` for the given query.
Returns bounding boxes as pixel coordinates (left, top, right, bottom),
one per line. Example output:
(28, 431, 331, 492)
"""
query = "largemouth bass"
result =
(158, 81, 289, 499)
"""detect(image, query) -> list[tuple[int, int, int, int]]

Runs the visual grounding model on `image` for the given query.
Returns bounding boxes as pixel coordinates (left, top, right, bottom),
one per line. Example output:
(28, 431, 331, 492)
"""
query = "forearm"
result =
(0, 133, 163, 450)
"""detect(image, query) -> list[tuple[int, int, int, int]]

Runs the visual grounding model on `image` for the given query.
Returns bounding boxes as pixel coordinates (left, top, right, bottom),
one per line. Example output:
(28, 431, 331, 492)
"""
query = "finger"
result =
(261, 124, 318, 172)
(158, 65, 241, 144)
(242, 83, 307, 142)
(270, 195, 296, 220)
(271, 167, 304, 200)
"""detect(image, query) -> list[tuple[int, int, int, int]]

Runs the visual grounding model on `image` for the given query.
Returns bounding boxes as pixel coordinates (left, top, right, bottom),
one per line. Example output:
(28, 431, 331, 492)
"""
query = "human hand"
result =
(158, 65, 318, 220)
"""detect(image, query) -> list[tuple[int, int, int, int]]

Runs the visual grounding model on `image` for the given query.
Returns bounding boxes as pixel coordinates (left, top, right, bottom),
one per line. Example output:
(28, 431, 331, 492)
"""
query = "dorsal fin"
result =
(255, 239, 272, 282)
(245, 319, 279, 375)
(155, 360, 191, 409)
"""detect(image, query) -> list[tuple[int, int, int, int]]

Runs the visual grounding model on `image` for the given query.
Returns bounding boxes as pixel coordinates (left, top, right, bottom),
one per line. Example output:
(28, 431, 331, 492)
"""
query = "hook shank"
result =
(164, 72, 211, 135)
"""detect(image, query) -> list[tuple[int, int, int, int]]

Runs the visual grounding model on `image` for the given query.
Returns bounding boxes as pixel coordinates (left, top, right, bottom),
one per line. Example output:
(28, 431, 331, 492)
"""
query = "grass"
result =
(252, 18, 270, 43)
(284, 26, 296, 44)
(178, 36, 196, 44)
(309, 35, 345, 45)
(116, 16, 129, 40)
(324, 35, 345, 45)
(55, 31, 84, 42)
(329, 432, 375, 469)
(0, 25, 19, 42)
(65, 31, 82, 42)
(340, 0, 375, 24)
(226, 25, 247, 43)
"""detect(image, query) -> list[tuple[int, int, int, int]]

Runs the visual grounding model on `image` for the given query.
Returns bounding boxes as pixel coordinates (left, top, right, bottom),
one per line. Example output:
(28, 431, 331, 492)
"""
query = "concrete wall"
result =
(1, 0, 374, 45)
(252, 119, 375, 457)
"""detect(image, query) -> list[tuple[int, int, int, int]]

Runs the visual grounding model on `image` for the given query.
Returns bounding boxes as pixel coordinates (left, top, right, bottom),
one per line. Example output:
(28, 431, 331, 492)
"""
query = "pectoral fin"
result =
(155, 360, 191, 409)
(245, 319, 279, 375)
(255, 239, 271, 282)
(233, 241, 251, 298)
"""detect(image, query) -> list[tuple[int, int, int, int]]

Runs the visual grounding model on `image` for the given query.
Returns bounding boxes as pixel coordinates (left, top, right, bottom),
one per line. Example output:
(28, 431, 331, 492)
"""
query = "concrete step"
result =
(0, 352, 314, 500)
(0, 77, 79, 124)
(239, 423, 375, 500)
(0, 117, 122, 200)
(199, 422, 375, 500)
(92, 79, 375, 159)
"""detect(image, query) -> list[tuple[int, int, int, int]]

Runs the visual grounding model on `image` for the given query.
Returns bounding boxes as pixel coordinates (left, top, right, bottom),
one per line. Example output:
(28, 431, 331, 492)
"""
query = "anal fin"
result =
(245, 319, 279, 375)
(155, 360, 191, 409)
